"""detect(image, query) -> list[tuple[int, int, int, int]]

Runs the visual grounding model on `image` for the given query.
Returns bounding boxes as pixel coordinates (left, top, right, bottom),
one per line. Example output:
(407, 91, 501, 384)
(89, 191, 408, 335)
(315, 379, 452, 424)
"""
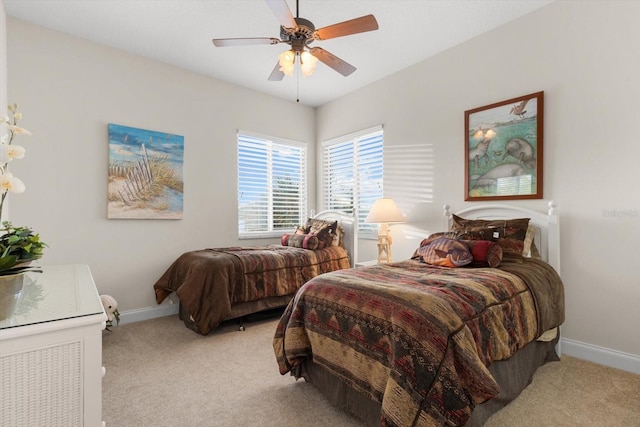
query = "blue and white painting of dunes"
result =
(108, 123, 184, 219)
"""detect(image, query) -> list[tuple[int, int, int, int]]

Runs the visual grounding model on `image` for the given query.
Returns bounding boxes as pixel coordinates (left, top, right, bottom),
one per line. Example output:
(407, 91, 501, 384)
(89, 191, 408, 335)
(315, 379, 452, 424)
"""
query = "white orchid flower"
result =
(0, 143, 26, 163)
(0, 171, 26, 194)
(8, 125, 31, 136)
(1, 115, 9, 124)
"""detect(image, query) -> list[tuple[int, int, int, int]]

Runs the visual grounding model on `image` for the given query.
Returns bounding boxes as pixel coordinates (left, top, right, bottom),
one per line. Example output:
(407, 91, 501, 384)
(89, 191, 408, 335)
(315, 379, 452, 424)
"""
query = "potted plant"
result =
(0, 103, 46, 272)
(0, 221, 46, 275)
(0, 104, 46, 319)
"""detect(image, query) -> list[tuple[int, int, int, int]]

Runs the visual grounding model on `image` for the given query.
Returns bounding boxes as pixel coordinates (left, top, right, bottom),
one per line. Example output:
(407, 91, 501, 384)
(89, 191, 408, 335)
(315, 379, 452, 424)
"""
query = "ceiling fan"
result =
(212, 0, 379, 81)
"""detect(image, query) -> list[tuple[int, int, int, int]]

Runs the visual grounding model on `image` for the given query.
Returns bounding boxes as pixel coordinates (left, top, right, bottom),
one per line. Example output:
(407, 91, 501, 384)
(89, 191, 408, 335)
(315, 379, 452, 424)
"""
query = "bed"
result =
(154, 210, 356, 335)
(273, 202, 564, 426)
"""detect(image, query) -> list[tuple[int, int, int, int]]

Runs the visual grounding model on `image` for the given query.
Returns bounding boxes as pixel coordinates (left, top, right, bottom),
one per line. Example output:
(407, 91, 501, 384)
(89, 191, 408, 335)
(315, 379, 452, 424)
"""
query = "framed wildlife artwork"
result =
(464, 91, 543, 201)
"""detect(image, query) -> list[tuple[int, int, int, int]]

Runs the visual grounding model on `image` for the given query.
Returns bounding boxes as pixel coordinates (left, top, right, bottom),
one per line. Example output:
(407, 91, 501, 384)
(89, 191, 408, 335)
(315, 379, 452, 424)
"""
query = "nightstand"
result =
(355, 260, 379, 267)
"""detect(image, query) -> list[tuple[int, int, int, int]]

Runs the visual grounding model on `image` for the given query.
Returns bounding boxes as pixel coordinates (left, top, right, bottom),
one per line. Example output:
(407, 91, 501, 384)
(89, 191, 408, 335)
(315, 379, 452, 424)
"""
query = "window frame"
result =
(237, 131, 307, 239)
(321, 125, 383, 237)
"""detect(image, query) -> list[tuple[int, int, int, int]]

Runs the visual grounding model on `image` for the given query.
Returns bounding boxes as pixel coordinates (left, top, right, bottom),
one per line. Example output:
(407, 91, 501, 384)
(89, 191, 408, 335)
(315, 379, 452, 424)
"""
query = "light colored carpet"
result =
(102, 313, 640, 426)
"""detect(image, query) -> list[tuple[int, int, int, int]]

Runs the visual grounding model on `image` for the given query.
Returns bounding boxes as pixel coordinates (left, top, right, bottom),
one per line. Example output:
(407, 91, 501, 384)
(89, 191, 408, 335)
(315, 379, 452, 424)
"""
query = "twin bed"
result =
(153, 210, 356, 335)
(273, 202, 564, 426)
(153, 202, 564, 426)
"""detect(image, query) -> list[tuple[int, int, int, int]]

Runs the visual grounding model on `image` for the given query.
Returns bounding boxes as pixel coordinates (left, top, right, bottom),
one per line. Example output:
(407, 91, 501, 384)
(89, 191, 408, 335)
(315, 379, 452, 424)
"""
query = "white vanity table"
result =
(0, 264, 107, 427)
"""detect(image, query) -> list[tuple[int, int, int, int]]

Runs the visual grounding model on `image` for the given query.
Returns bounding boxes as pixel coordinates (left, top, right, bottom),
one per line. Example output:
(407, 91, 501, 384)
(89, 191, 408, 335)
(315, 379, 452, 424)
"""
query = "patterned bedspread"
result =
(154, 245, 350, 335)
(273, 258, 564, 426)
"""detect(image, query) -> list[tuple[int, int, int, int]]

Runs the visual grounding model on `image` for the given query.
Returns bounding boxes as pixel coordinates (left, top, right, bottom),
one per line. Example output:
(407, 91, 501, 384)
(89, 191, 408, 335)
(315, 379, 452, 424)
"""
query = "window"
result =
(322, 126, 383, 234)
(237, 132, 307, 238)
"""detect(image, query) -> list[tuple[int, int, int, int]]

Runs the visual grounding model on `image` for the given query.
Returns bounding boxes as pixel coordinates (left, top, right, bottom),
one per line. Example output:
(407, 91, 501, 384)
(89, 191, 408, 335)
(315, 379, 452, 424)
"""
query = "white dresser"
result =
(0, 264, 107, 427)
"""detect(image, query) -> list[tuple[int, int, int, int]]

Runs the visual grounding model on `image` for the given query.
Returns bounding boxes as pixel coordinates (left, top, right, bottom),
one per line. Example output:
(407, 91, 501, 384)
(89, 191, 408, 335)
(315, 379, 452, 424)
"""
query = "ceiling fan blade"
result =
(268, 62, 285, 81)
(310, 47, 356, 76)
(264, 0, 297, 29)
(212, 37, 280, 47)
(314, 14, 379, 40)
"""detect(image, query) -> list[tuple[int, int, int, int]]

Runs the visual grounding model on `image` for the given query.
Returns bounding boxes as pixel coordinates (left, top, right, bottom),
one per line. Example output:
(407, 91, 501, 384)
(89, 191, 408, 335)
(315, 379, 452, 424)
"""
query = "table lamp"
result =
(365, 198, 406, 263)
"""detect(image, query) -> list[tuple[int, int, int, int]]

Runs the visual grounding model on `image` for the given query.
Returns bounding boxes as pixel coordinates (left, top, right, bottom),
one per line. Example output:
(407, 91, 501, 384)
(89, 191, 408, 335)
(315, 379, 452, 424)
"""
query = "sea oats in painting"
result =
(108, 124, 184, 219)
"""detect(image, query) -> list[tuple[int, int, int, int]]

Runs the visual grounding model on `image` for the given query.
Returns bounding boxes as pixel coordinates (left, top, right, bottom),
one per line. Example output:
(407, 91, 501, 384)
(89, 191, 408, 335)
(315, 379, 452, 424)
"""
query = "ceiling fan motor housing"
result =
(281, 17, 316, 48)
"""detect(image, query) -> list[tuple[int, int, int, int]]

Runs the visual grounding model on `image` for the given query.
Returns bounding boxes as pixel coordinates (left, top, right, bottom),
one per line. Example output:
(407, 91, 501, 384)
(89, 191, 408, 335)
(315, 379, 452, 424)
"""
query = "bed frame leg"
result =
(238, 317, 247, 331)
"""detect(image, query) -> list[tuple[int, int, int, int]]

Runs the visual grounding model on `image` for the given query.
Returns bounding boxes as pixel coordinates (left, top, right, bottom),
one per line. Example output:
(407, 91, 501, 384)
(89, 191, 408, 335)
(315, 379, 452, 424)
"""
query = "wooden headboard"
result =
(444, 201, 560, 274)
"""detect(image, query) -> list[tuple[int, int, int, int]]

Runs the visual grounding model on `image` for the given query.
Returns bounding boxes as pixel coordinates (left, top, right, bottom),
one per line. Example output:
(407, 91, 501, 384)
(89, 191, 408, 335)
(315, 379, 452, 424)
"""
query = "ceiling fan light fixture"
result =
(278, 49, 295, 76)
(300, 50, 318, 76)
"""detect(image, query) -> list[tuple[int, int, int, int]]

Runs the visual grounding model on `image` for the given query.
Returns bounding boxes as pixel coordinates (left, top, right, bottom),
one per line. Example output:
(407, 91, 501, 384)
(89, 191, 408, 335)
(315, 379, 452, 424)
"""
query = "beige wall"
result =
(5, 18, 315, 316)
(318, 0, 640, 359)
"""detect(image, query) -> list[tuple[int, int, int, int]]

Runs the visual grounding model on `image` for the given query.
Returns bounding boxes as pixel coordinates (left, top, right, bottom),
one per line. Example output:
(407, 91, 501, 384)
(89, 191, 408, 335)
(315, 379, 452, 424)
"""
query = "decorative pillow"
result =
(455, 227, 499, 242)
(460, 240, 503, 267)
(306, 218, 337, 249)
(529, 241, 541, 259)
(412, 231, 458, 259)
(295, 225, 310, 235)
(333, 223, 345, 247)
(281, 233, 319, 250)
(414, 237, 473, 268)
(522, 224, 540, 258)
(450, 214, 530, 259)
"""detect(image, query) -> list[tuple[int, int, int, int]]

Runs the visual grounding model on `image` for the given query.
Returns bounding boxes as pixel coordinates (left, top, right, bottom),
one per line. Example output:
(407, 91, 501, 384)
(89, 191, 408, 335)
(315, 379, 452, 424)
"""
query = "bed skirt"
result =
(179, 294, 293, 332)
(295, 334, 560, 426)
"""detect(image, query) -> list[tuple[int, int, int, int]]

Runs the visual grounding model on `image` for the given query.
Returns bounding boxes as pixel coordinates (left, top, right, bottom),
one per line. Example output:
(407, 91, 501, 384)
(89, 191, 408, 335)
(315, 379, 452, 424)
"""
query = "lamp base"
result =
(376, 233, 392, 264)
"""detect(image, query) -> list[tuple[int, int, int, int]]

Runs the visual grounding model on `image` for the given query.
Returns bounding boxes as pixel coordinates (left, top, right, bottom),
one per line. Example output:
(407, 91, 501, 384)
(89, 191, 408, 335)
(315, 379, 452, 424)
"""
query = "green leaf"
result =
(0, 255, 18, 272)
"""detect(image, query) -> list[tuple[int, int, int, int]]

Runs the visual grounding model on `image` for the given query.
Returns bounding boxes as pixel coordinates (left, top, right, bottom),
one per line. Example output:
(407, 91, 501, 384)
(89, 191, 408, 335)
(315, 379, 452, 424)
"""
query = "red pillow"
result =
(461, 240, 503, 267)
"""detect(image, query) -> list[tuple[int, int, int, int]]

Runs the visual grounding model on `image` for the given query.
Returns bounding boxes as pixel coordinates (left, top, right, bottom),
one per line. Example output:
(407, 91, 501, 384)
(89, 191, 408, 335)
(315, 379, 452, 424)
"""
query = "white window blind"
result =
(238, 132, 307, 238)
(322, 126, 383, 233)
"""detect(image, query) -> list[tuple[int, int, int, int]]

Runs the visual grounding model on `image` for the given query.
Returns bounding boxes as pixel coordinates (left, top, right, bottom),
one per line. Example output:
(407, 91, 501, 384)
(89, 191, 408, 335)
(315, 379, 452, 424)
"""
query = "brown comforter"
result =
(154, 245, 350, 335)
(273, 258, 564, 426)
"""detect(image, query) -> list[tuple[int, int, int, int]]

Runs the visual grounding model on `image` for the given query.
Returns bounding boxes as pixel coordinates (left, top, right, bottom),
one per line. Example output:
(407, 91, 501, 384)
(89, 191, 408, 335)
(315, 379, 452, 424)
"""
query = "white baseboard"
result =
(561, 337, 640, 375)
(117, 301, 179, 326)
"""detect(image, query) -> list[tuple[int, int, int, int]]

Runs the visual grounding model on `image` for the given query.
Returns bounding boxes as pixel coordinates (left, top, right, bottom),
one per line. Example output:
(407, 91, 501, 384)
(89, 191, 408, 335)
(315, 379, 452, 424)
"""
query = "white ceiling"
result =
(3, 0, 553, 107)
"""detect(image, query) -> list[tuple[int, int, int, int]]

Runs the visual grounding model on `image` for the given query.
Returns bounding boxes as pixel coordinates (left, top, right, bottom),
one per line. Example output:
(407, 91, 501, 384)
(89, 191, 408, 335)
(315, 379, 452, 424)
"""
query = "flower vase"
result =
(0, 273, 25, 320)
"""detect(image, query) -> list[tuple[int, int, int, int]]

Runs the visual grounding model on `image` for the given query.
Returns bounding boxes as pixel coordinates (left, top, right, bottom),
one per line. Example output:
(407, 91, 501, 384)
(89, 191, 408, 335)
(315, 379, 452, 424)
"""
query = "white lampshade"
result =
(365, 198, 405, 224)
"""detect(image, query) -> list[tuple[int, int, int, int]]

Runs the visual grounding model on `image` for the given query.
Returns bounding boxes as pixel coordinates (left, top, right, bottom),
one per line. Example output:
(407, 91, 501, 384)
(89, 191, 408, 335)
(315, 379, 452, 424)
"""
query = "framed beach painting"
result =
(464, 91, 543, 201)
(108, 124, 184, 219)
